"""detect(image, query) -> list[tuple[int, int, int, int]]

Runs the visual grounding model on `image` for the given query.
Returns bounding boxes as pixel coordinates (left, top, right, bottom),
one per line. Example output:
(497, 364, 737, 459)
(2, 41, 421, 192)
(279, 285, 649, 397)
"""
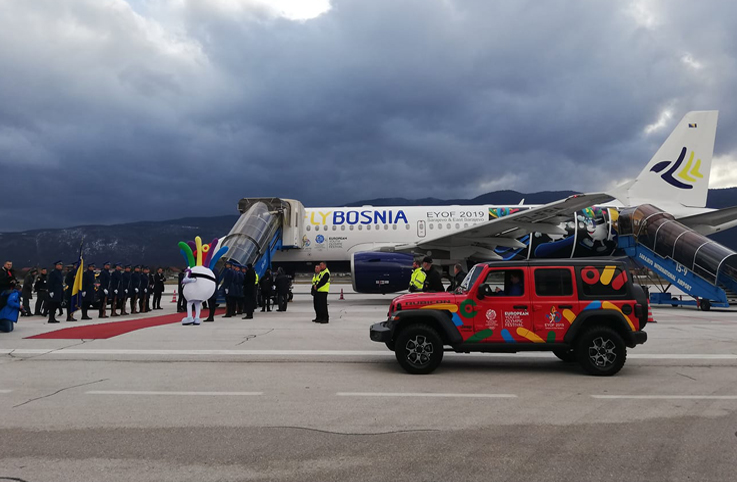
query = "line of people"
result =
(219, 262, 292, 320)
(1, 260, 168, 324)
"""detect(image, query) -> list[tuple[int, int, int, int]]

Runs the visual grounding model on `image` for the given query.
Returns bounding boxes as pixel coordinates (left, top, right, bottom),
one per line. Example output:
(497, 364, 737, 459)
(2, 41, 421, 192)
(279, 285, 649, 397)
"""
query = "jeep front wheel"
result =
(395, 324, 444, 374)
(575, 326, 626, 376)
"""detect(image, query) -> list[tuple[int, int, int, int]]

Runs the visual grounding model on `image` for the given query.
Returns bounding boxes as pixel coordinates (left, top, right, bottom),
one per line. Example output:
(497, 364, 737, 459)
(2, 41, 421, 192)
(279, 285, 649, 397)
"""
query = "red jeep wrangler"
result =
(370, 259, 648, 376)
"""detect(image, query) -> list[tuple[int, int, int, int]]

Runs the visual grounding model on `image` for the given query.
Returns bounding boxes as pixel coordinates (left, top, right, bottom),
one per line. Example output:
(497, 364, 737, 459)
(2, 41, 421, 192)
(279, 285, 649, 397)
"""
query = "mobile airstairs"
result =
(618, 204, 737, 310)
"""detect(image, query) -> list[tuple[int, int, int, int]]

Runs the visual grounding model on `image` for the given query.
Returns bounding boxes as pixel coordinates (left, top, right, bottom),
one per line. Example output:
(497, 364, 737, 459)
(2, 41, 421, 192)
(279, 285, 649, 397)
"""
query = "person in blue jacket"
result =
(0, 284, 21, 332)
(81, 262, 96, 320)
(47, 260, 64, 324)
(109, 263, 122, 317)
(129, 265, 141, 314)
(98, 261, 111, 318)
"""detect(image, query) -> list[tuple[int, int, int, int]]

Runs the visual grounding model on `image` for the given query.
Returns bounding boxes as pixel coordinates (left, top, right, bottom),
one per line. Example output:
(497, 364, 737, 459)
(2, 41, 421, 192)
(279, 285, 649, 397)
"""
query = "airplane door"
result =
(417, 220, 426, 238)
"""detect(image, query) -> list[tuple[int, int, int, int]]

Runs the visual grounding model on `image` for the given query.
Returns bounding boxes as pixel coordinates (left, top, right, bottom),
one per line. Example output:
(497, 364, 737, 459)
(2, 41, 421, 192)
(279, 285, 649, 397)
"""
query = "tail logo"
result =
(650, 147, 703, 190)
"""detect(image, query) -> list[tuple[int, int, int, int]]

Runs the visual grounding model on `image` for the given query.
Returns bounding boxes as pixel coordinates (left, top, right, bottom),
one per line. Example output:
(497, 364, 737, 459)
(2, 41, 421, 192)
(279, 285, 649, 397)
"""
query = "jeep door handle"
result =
(513, 305, 528, 310)
(558, 305, 573, 309)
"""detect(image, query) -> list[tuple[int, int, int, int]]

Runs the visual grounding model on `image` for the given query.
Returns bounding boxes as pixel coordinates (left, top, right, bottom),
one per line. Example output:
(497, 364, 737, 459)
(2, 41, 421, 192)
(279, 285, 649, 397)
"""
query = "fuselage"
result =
(272, 203, 711, 266)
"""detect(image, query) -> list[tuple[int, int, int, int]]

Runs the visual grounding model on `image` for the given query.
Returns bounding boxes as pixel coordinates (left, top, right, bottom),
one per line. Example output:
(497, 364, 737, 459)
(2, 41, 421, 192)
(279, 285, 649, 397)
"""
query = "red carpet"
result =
(26, 309, 226, 340)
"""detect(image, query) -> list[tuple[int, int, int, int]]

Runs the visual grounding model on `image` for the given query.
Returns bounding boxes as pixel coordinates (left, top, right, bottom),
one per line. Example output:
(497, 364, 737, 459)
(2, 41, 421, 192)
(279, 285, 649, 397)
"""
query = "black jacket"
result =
(23, 274, 35, 296)
(98, 269, 111, 295)
(34, 273, 48, 293)
(243, 269, 256, 296)
(49, 269, 64, 302)
(260, 272, 273, 295)
(0, 267, 16, 292)
(82, 270, 96, 301)
(275, 274, 290, 295)
(154, 273, 166, 293)
(64, 270, 76, 298)
(423, 267, 444, 293)
(110, 269, 122, 295)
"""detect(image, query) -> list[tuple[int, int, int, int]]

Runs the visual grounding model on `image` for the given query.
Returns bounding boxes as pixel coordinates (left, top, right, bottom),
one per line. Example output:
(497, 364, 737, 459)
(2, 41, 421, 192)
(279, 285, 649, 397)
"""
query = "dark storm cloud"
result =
(1, 0, 737, 231)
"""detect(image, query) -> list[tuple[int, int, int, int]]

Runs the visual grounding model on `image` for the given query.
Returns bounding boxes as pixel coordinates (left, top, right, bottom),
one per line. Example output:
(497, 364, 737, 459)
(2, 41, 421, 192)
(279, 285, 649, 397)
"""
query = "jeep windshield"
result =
(459, 264, 483, 292)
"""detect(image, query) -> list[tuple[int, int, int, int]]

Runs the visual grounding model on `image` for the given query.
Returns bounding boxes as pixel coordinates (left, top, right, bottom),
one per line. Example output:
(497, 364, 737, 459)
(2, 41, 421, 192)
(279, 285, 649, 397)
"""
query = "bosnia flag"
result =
(70, 243, 84, 313)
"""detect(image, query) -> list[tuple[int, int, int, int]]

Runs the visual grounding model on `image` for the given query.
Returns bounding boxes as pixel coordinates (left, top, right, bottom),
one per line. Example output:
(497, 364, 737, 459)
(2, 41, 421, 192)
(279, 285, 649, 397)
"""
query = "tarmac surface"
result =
(1, 284, 737, 481)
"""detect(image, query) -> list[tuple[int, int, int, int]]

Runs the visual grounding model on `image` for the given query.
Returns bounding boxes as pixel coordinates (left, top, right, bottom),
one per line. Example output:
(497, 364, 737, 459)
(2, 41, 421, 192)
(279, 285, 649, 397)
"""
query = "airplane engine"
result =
(351, 252, 415, 294)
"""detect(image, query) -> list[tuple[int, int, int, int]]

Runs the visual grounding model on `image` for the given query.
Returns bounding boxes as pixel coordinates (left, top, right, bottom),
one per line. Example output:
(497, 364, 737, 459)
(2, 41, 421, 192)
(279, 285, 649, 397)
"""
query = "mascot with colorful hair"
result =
(178, 236, 228, 326)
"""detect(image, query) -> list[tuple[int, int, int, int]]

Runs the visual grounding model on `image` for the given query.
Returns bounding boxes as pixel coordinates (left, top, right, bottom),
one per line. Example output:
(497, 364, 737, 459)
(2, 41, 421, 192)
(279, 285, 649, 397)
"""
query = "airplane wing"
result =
(678, 205, 737, 236)
(381, 193, 614, 259)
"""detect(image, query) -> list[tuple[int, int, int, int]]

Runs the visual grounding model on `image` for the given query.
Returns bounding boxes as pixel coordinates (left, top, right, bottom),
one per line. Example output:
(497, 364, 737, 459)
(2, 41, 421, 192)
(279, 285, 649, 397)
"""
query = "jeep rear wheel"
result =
(553, 349, 576, 363)
(575, 326, 626, 376)
(395, 324, 444, 374)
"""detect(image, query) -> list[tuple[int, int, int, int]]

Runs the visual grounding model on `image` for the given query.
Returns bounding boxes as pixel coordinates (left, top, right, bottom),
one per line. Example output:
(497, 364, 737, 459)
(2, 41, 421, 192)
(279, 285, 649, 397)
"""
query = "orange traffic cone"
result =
(647, 303, 655, 324)
(339, 289, 344, 300)
(171, 288, 177, 303)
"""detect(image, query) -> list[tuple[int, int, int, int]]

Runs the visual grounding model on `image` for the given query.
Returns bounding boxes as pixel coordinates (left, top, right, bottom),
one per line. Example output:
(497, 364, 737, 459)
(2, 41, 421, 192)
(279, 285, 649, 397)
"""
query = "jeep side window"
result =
(461, 265, 483, 292)
(534, 268, 574, 297)
(479, 269, 524, 297)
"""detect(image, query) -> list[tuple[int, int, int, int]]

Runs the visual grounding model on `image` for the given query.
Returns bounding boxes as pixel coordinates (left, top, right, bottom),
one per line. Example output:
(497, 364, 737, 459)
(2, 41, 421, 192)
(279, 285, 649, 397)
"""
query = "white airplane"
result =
(223, 111, 737, 293)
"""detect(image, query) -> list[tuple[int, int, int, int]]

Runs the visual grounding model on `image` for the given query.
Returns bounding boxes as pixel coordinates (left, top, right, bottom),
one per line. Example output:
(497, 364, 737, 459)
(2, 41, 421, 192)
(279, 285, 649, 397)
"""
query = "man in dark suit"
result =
(21, 268, 37, 317)
(153, 267, 165, 310)
(222, 261, 235, 317)
(47, 260, 64, 323)
(34, 268, 48, 316)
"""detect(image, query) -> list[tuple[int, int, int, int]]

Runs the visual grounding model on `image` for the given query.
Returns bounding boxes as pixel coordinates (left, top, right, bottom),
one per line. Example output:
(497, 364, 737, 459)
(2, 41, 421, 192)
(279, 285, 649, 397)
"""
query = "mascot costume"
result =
(178, 236, 228, 326)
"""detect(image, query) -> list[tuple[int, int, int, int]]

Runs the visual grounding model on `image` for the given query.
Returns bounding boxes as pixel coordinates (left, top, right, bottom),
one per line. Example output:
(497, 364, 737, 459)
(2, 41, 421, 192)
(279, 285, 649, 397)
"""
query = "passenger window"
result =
(341, 225, 346, 231)
(306, 225, 311, 231)
(479, 269, 524, 297)
(534, 269, 573, 297)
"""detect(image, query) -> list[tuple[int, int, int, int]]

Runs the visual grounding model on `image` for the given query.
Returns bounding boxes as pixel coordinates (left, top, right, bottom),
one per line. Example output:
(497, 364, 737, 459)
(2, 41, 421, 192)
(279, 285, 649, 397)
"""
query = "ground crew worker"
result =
(47, 260, 64, 324)
(314, 262, 330, 324)
(311, 264, 320, 322)
(409, 259, 426, 292)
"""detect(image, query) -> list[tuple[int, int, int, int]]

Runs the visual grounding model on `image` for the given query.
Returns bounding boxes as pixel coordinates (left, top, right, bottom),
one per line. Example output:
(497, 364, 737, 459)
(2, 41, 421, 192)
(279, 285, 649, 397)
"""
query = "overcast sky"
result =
(1, 0, 736, 232)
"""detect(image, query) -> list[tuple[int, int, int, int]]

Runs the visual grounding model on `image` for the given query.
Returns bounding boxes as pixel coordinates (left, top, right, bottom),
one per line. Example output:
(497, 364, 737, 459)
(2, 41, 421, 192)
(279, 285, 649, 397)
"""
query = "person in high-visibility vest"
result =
(408, 259, 426, 292)
(311, 264, 320, 322)
(314, 262, 331, 323)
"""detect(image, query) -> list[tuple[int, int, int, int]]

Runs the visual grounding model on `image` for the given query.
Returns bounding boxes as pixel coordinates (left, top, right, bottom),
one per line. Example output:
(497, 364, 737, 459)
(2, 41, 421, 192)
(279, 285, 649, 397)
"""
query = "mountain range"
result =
(2, 188, 736, 268)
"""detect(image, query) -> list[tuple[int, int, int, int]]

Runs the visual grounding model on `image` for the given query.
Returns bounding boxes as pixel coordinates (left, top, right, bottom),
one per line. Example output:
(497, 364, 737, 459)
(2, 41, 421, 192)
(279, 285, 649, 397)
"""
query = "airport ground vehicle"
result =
(370, 259, 648, 376)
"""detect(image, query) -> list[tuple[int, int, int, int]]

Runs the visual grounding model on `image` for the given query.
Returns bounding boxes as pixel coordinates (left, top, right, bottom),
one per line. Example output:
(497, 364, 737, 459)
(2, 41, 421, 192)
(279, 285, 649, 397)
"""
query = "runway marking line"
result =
(86, 391, 263, 396)
(336, 392, 517, 398)
(0, 389, 13, 393)
(2, 349, 737, 360)
(592, 395, 737, 400)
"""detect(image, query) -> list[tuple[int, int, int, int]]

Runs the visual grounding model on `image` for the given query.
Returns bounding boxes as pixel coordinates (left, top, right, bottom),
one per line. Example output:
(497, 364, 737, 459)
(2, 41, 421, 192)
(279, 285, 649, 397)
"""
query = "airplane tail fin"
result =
(613, 111, 718, 208)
